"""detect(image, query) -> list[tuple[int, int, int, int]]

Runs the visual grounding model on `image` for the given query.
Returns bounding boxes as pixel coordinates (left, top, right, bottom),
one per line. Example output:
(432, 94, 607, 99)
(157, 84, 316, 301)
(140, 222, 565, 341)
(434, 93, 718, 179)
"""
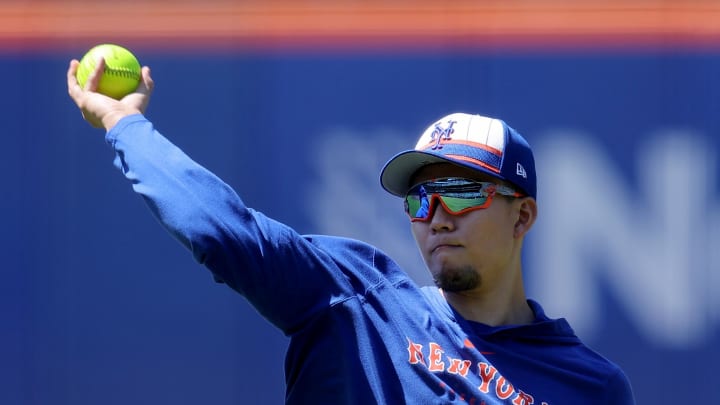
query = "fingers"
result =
(67, 60, 81, 100)
(84, 57, 106, 92)
(67, 58, 109, 129)
(124, 66, 155, 115)
(139, 66, 154, 94)
(67, 59, 79, 82)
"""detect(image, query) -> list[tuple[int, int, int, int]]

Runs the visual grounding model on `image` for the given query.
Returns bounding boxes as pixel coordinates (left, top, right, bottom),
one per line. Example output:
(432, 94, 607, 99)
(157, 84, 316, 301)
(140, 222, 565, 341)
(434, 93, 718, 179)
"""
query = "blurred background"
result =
(2, 1, 718, 403)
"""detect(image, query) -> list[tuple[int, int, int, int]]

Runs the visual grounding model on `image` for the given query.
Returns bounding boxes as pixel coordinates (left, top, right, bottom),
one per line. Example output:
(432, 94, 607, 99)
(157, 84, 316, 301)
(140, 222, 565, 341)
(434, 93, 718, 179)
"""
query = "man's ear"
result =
(514, 197, 537, 239)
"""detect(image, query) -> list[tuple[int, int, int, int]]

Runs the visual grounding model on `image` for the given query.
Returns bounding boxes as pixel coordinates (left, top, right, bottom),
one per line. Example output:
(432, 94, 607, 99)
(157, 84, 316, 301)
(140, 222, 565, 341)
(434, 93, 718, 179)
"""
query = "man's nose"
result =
(428, 196, 456, 232)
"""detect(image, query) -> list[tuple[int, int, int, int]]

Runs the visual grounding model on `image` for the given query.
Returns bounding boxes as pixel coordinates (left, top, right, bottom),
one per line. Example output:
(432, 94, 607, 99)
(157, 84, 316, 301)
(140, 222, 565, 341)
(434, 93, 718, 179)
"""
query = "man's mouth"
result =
(432, 243, 460, 254)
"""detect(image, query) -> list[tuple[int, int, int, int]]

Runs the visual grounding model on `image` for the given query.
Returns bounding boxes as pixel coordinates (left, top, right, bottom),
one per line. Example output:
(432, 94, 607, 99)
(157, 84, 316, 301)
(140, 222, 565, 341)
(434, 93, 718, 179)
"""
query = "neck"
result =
(441, 266, 534, 326)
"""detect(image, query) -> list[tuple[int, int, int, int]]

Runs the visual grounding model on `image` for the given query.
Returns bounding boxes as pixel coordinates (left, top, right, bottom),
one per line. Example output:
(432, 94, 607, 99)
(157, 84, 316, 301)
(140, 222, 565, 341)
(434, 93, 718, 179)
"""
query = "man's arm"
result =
(66, 60, 350, 333)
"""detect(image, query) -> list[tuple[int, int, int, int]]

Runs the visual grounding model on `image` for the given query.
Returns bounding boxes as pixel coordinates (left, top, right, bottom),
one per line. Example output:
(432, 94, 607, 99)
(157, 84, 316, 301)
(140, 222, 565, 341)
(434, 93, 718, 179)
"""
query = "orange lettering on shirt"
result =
(513, 390, 535, 405)
(447, 358, 472, 377)
(478, 362, 497, 393)
(428, 342, 446, 372)
(406, 338, 425, 365)
(496, 376, 515, 400)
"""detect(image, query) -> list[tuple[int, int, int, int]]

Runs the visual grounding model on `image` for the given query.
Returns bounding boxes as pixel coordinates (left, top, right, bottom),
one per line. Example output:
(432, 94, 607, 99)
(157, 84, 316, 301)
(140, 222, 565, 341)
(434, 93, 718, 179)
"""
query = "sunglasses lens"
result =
(404, 180, 491, 220)
(405, 192, 429, 219)
(440, 195, 489, 213)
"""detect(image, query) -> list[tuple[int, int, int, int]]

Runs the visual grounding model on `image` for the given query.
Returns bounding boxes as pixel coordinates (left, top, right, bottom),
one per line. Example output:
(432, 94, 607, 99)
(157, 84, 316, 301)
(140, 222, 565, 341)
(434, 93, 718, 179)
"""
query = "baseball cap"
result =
(380, 112, 536, 199)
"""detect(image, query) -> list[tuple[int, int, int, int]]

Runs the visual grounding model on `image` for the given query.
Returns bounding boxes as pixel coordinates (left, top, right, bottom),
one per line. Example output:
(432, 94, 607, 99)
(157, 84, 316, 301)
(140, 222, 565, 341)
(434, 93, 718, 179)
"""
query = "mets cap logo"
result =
(430, 120, 457, 150)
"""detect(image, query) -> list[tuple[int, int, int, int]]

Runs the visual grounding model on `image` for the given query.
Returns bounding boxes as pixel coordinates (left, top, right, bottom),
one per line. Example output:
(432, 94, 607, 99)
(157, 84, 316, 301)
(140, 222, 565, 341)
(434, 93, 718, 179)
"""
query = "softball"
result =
(76, 44, 141, 99)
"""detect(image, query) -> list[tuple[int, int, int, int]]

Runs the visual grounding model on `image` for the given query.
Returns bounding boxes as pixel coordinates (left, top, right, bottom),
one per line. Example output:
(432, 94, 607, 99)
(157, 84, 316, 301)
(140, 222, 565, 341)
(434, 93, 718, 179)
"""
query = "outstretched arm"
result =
(65, 59, 351, 332)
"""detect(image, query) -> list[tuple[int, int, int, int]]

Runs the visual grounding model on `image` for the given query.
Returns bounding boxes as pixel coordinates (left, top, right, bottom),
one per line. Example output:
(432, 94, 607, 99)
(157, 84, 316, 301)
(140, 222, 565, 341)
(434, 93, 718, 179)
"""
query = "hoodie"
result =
(105, 114, 635, 405)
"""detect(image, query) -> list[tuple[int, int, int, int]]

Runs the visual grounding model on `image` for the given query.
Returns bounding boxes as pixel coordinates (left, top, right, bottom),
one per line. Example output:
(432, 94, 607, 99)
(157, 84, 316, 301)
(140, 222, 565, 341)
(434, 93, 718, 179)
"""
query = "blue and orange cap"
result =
(380, 113, 537, 199)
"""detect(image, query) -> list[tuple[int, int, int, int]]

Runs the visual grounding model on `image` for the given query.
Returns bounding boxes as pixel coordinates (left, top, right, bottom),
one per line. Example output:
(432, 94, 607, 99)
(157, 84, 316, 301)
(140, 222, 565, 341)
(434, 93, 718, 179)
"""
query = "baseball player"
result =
(67, 59, 635, 404)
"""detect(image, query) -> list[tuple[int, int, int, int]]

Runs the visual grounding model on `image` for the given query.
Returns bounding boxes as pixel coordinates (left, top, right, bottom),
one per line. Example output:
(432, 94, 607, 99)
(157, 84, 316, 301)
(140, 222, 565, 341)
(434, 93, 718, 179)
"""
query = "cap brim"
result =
(380, 150, 504, 197)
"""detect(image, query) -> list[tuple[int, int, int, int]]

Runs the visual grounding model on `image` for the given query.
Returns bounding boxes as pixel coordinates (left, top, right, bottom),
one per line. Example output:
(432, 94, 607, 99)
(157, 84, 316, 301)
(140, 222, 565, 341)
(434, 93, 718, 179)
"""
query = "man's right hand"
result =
(67, 58, 154, 131)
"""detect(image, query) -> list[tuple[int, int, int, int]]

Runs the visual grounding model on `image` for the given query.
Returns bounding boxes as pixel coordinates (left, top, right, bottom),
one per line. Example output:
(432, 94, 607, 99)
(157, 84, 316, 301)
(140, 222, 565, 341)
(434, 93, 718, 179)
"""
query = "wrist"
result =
(102, 108, 142, 131)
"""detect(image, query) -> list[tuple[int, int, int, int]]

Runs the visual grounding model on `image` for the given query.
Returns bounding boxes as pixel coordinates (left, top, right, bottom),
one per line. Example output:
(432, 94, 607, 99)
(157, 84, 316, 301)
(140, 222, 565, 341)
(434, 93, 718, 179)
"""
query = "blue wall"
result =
(2, 50, 718, 404)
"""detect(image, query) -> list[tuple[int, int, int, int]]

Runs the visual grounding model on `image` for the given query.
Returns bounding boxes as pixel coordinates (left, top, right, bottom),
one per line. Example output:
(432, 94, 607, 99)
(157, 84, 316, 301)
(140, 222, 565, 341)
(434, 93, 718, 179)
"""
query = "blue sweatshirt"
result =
(106, 114, 635, 405)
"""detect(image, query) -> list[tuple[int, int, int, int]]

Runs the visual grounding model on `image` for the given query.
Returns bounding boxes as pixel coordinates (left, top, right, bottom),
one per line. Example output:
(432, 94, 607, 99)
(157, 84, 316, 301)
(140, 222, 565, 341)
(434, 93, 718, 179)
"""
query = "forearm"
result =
(104, 115, 351, 331)
(105, 114, 263, 277)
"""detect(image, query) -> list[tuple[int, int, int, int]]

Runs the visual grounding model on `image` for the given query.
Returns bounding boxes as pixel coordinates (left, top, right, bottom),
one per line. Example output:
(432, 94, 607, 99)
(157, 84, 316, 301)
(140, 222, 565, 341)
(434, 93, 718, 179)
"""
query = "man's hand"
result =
(67, 57, 154, 131)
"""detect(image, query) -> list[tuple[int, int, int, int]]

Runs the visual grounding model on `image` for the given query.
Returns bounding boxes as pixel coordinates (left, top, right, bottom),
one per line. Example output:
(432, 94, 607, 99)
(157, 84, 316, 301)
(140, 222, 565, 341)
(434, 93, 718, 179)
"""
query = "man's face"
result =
(408, 163, 521, 293)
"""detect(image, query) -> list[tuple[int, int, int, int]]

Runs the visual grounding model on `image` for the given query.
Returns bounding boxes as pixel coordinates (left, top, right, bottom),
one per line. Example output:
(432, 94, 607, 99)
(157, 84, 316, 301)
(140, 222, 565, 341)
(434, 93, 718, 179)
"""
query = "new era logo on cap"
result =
(380, 112, 537, 199)
(517, 163, 527, 179)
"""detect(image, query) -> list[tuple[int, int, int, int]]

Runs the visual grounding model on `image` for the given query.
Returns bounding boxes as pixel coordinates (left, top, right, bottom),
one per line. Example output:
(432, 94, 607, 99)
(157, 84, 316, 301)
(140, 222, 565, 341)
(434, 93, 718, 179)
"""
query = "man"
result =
(67, 58, 635, 404)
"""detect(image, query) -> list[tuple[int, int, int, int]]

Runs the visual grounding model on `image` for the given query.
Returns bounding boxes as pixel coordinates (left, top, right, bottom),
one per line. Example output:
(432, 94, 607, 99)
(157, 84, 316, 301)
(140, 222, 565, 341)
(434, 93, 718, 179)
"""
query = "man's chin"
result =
(433, 265, 480, 292)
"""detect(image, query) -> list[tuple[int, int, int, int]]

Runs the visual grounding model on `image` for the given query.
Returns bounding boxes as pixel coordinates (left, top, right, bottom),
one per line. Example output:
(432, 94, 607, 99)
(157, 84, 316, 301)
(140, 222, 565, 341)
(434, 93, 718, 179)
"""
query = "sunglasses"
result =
(404, 177, 523, 222)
